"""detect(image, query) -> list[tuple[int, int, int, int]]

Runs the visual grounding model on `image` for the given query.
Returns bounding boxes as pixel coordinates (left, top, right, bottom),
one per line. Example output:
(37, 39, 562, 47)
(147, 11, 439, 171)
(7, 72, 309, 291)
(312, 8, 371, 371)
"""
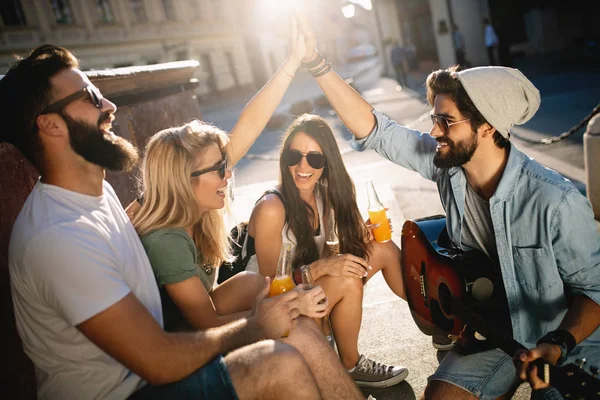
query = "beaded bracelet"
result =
(311, 62, 331, 78)
(301, 52, 324, 69)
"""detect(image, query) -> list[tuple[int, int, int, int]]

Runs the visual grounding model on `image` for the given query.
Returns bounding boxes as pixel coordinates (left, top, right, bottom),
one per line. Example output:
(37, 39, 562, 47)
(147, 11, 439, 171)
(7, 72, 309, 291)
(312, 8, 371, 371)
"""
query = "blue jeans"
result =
(429, 348, 520, 400)
(129, 356, 238, 400)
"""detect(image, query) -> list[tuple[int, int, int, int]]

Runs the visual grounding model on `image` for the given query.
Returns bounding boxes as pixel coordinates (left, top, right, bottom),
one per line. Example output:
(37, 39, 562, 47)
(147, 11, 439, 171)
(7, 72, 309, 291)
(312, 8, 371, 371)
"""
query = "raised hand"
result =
(295, 285, 328, 318)
(289, 12, 307, 64)
(294, 10, 317, 63)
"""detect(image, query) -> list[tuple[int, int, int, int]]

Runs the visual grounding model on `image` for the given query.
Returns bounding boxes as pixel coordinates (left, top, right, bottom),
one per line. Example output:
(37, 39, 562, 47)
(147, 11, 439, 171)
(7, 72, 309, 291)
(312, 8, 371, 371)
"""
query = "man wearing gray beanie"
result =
(297, 16, 600, 400)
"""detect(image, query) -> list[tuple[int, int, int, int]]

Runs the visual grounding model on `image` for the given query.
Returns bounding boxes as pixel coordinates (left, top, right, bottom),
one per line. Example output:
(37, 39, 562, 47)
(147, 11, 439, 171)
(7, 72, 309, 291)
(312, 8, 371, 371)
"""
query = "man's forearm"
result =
(559, 295, 600, 344)
(314, 68, 376, 139)
(154, 317, 262, 385)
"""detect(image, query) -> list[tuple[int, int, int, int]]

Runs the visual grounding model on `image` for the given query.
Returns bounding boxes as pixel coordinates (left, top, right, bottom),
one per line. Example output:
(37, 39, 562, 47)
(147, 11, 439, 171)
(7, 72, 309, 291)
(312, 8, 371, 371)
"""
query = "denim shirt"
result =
(350, 110, 600, 365)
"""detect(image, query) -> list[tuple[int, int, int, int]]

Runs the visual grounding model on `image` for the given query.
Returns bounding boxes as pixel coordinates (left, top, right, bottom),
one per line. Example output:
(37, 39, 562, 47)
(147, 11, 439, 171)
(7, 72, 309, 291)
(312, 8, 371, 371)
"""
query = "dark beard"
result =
(62, 111, 139, 171)
(433, 132, 478, 168)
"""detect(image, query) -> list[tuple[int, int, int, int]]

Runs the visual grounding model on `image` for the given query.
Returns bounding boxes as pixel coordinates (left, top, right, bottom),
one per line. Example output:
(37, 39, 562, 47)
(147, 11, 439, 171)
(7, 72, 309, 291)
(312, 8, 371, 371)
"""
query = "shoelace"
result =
(358, 357, 393, 377)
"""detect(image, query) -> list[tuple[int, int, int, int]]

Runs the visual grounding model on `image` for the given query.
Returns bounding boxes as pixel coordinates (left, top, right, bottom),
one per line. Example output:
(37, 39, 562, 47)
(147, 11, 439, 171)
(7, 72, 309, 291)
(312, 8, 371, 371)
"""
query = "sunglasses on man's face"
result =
(430, 114, 471, 134)
(41, 85, 104, 115)
(190, 156, 228, 179)
(282, 149, 326, 169)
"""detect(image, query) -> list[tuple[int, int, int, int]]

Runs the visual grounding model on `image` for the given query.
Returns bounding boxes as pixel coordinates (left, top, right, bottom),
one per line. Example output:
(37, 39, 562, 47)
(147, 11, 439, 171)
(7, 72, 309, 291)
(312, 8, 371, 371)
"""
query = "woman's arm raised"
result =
(225, 18, 307, 166)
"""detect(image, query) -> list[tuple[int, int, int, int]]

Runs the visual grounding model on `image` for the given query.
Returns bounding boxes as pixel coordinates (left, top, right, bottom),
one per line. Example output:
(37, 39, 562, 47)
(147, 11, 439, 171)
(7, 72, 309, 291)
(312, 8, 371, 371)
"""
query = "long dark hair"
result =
(278, 114, 369, 268)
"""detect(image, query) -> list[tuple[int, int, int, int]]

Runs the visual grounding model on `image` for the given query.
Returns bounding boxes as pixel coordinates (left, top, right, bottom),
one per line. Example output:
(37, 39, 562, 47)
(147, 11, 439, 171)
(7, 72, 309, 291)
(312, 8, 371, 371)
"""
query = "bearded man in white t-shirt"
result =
(1, 45, 365, 400)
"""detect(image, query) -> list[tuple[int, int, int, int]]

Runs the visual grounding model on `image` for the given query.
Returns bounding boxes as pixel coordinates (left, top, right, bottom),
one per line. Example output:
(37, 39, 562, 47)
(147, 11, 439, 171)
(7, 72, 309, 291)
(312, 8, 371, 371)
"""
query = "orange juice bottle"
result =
(269, 243, 295, 337)
(366, 181, 391, 243)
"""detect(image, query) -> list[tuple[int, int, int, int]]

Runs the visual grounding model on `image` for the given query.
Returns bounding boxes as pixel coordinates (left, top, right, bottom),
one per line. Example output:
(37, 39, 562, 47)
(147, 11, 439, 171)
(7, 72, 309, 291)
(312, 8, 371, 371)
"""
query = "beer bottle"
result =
(299, 265, 336, 349)
(366, 180, 391, 243)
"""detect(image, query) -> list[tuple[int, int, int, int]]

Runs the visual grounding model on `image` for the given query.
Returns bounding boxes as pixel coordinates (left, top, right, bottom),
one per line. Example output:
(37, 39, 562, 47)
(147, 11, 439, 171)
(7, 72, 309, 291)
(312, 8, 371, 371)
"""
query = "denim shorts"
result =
(129, 355, 239, 400)
(429, 348, 520, 400)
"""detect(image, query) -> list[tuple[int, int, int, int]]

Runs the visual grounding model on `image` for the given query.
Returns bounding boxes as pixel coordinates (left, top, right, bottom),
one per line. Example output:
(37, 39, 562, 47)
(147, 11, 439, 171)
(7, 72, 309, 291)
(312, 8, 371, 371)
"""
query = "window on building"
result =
(0, 0, 27, 27)
(129, 0, 147, 23)
(92, 0, 114, 24)
(161, 0, 176, 20)
(50, 0, 74, 25)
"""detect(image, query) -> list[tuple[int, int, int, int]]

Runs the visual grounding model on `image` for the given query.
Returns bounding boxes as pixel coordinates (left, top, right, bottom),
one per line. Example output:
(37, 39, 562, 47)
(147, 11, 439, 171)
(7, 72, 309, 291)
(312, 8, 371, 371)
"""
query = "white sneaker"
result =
(367, 396, 377, 400)
(348, 354, 408, 388)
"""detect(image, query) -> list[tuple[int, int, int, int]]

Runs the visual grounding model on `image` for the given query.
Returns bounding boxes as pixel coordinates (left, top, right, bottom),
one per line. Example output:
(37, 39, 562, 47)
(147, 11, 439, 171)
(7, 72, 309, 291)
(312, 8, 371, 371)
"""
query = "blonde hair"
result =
(133, 120, 234, 267)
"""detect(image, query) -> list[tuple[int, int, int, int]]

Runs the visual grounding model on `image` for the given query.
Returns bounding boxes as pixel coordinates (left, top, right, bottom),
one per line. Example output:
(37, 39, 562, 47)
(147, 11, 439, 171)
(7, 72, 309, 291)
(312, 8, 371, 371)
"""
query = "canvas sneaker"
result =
(432, 334, 454, 351)
(348, 355, 408, 388)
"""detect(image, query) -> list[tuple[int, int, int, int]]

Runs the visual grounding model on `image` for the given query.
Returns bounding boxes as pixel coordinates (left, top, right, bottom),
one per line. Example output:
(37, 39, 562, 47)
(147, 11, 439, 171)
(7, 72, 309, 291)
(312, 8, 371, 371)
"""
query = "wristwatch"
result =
(536, 329, 576, 364)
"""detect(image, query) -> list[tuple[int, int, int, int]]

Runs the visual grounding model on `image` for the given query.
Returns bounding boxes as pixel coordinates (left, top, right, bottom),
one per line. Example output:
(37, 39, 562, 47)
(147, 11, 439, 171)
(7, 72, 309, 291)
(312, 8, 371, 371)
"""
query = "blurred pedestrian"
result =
(390, 40, 408, 86)
(484, 18, 499, 65)
(453, 23, 469, 68)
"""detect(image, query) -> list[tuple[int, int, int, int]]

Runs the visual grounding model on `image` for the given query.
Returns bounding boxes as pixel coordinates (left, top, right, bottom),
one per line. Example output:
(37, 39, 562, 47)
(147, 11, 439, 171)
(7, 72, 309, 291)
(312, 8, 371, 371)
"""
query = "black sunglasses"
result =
(430, 114, 471, 134)
(282, 149, 326, 169)
(41, 86, 104, 115)
(190, 156, 228, 179)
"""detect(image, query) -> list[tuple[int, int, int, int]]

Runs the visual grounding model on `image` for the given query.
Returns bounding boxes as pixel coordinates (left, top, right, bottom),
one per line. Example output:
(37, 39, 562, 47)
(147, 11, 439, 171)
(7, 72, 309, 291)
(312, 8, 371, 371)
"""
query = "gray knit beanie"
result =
(456, 66, 541, 139)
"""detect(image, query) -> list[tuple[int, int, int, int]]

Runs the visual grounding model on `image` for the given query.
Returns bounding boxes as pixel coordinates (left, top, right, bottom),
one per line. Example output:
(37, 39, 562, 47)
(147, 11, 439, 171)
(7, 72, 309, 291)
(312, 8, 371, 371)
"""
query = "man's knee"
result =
(423, 380, 477, 400)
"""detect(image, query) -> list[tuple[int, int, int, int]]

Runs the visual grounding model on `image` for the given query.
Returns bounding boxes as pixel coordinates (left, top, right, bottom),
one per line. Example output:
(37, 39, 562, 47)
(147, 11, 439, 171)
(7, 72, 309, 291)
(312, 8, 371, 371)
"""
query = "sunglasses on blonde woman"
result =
(282, 149, 326, 169)
(190, 155, 228, 179)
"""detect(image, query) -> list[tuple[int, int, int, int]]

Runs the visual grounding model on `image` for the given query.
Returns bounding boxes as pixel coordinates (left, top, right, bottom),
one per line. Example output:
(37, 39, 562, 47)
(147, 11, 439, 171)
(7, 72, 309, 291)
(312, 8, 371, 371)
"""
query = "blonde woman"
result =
(132, 28, 328, 333)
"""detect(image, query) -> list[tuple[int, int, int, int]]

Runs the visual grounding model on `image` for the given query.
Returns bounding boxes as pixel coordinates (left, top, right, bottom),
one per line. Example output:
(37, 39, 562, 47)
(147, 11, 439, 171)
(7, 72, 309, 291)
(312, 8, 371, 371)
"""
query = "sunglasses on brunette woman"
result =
(282, 149, 326, 169)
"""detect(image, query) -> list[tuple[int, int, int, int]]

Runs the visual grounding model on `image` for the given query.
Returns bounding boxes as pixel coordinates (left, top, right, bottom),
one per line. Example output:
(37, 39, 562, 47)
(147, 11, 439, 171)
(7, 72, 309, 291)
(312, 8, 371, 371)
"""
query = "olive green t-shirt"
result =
(140, 227, 217, 331)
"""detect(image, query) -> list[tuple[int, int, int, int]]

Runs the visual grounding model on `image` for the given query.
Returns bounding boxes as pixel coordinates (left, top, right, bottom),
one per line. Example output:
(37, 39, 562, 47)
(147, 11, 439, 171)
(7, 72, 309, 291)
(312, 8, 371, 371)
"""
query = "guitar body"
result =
(401, 215, 600, 398)
(401, 216, 465, 336)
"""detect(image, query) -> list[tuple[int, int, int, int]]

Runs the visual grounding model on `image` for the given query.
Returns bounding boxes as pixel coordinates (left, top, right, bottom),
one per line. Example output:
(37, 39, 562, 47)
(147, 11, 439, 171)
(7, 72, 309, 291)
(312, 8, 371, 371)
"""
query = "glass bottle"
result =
(299, 265, 336, 350)
(269, 243, 296, 298)
(366, 180, 391, 243)
(325, 210, 340, 255)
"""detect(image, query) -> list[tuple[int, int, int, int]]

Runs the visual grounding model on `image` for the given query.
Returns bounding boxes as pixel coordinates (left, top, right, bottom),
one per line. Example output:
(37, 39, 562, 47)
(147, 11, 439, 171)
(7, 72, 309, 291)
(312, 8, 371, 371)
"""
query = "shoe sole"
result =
(354, 368, 409, 388)
(432, 343, 453, 351)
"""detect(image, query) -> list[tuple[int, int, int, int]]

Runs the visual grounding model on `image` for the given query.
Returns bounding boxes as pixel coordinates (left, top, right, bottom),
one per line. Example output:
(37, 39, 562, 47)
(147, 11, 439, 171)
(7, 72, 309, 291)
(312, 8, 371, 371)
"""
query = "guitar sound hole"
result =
(430, 300, 454, 332)
(438, 283, 453, 315)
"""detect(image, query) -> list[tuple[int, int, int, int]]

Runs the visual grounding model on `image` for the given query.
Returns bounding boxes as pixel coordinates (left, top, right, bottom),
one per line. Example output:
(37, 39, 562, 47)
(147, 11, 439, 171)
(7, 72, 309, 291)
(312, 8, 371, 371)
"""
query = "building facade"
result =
(1, 0, 388, 98)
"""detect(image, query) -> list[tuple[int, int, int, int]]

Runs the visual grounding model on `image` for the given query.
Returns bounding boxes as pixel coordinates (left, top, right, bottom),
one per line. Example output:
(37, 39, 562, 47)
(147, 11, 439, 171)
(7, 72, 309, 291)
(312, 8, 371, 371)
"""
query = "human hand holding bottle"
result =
(250, 277, 301, 340)
(365, 208, 393, 243)
(366, 181, 392, 243)
(295, 284, 328, 318)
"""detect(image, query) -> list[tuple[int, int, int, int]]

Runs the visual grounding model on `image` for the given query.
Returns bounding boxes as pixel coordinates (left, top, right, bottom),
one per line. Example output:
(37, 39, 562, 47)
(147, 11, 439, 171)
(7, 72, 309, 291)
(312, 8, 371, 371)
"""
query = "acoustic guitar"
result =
(400, 215, 600, 399)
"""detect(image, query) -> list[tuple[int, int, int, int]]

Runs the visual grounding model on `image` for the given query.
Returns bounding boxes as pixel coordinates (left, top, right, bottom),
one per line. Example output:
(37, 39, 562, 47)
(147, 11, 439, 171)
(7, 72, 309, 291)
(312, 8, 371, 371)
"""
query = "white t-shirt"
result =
(9, 180, 163, 400)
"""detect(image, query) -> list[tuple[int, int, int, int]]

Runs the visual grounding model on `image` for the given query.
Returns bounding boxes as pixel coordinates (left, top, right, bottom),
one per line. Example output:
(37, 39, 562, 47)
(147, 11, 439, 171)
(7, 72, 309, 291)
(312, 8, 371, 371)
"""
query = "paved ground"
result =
(201, 53, 599, 399)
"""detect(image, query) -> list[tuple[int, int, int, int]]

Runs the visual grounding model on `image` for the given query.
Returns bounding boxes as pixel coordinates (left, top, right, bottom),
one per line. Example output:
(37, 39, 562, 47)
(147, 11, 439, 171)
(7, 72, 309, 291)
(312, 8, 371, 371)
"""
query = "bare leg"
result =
(316, 275, 363, 369)
(365, 240, 406, 300)
(211, 271, 265, 314)
(421, 381, 478, 400)
(226, 340, 323, 400)
(284, 317, 364, 400)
